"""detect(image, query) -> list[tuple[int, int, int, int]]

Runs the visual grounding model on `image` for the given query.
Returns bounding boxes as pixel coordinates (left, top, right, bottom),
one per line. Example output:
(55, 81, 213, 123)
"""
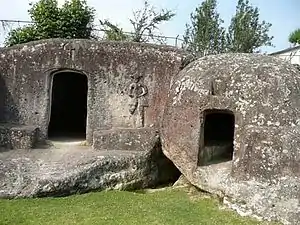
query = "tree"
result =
(227, 0, 273, 53)
(5, 0, 95, 46)
(4, 26, 38, 46)
(183, 0, 227, 57)
(101, 0, 175, 43)
(289, 29, 300, 45)
(129, 0, 175, 43)
(99, 20, 130, 41)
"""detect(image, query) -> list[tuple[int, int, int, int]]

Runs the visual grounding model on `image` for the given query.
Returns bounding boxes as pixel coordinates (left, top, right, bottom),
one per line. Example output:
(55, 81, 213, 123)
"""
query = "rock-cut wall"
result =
(0, 39, 184, 144)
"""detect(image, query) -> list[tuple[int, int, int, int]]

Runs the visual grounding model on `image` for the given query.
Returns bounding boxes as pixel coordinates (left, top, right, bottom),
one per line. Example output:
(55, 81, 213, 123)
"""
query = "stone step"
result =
(92, 127, 159, 151)
(0, 123, 38, 150)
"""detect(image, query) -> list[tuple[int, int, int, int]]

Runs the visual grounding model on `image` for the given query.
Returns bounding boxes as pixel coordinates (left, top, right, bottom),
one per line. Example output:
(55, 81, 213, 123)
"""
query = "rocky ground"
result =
(0, 140, 180, 198)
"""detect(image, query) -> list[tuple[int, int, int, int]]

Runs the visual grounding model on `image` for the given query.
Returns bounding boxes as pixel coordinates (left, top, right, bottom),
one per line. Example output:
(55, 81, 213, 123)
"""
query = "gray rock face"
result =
(93, 128, 159, 151)
(0, 39, 184, 145)
(0, 124, 38, 149)
(161, 53, 300, 224)
(0, 142, 180, 198)
(0, 40, 182, 198)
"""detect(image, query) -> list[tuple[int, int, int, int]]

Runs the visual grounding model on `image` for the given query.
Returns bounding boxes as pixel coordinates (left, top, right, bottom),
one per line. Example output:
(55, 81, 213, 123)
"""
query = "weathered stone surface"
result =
(0, 39, 184, 144)
(173, 175, 191, 187)
(93, 128, 159, 151)
(0, 39, 183, 198)
(190, 161, 300, 225)
(0, 142, 180, 198)
(0, 124, 38, 149)
(161, 53, 300, 224)
(2, 38, 300, 224)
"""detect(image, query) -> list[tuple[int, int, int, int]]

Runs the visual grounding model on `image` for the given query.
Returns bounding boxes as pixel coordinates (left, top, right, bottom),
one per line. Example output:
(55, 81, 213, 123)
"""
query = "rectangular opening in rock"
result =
(199, 109, 235, 165)
(48, 71, 88, 140)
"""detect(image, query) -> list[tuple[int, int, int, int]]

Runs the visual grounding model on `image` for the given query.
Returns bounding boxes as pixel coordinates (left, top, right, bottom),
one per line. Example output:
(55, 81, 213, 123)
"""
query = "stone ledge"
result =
(0, 145, 180, 198)
(0, 124, 38, 150)
(92, 128, 159, 151)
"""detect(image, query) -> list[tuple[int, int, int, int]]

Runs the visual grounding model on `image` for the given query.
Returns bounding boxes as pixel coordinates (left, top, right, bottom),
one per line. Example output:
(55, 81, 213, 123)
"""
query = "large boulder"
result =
(161, 53, 300, 224)
(0, 128, 180, 198)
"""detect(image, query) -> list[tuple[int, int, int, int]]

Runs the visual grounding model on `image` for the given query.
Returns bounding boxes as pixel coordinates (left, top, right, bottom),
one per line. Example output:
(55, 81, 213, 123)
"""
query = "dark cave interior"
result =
(48, 71, 88, 139)
(201, 110, 235, 164)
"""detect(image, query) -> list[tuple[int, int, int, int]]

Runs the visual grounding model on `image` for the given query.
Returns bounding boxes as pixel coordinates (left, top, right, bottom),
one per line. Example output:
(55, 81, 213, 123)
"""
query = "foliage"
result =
(129, 0, 175, 43)
(4, 26, 38, 46)
(0, 188, 275, 225)
(183, 0, 227, 57)
(5, 0, 95, 46)
(227, 0, 273, 53)
(289, 28, 300, 45)
(183, 0, 273, 56)
(99, 20, 130, 41)
(101, 0, 175, 44)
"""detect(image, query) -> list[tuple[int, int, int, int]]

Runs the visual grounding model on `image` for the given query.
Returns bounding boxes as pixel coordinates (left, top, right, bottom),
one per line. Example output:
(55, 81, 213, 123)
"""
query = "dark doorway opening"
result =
(48, 71, 87, 140)
(199, 109, 235, 165)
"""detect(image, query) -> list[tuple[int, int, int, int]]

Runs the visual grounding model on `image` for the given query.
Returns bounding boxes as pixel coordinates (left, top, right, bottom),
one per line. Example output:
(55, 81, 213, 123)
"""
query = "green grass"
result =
(0, 188, 276, 225)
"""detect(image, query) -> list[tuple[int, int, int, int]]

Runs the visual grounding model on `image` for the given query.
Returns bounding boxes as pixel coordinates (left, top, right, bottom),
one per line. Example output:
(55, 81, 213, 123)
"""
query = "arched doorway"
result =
(48, 71, 88, 140)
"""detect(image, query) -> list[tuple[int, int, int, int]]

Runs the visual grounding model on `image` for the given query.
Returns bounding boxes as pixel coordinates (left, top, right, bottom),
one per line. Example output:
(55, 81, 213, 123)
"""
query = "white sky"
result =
(0, 0, 299, 52)
(0, 0, 185, 46)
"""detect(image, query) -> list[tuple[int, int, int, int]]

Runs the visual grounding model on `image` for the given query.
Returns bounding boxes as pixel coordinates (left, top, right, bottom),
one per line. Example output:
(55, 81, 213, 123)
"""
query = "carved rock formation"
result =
(0, 129, 180, 198)
(2, 39, 300, 224)
(161, 53, 300, 225)
(0, 39, 184, 145)
(0, 39, 183, 198)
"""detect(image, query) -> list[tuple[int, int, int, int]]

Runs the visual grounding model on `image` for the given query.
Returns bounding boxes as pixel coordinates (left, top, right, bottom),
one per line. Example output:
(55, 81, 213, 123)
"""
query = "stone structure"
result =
(0, 39, 183, 147)
(0, 135, 180, 198)
(162, 53, 300, 224)
(0, 39, 183, 198)
(1, 39, 300, 224)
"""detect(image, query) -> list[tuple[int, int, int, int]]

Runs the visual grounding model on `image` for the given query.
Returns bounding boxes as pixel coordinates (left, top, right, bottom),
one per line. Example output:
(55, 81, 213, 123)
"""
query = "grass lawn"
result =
(0, 187, 276, 225)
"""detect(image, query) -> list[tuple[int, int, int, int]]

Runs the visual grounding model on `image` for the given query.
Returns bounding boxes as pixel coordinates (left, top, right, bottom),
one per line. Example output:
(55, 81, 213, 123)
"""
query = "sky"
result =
(0, 0, 299, 53)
